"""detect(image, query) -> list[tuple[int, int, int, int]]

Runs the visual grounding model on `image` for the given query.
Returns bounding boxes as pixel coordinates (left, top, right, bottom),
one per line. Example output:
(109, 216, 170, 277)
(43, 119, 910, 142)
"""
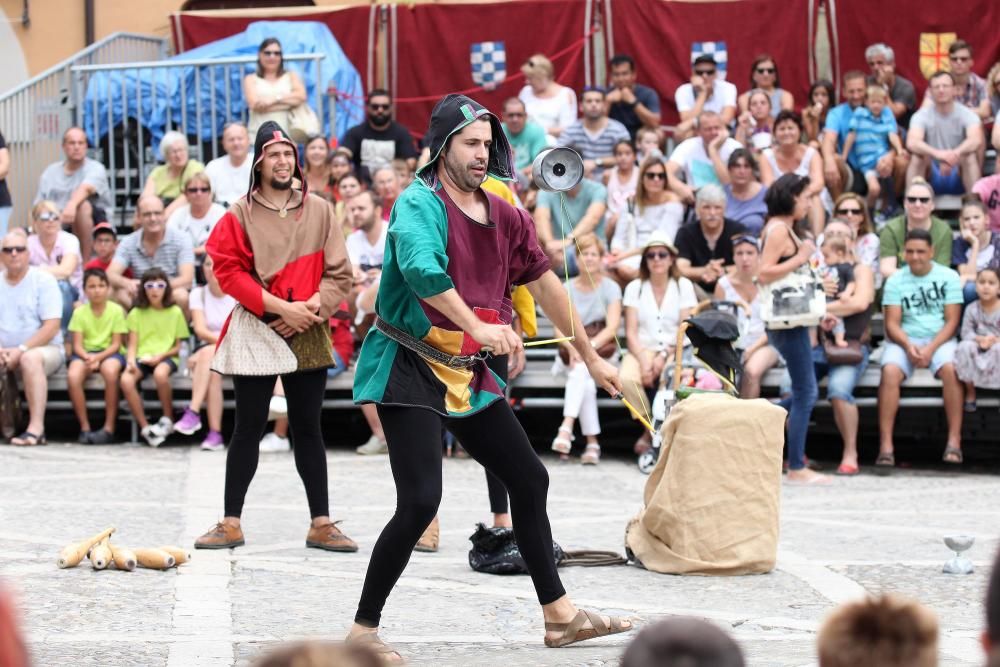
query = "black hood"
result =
(247, 121, 306, 207)
(417, 94, 515, 185)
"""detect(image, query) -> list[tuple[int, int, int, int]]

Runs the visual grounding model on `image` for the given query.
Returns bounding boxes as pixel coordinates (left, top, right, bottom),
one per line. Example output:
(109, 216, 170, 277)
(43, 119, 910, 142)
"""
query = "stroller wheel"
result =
(637, 448, 658, 474)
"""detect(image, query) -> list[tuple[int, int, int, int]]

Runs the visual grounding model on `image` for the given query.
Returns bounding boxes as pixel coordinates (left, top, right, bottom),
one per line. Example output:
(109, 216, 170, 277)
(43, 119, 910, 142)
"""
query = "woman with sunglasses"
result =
(243, 37, 307, 138)
(621, 232, 697, 455)
(812, 217, 876, 476)
(829, 193, 881, 287)
(608, 157, 684, 283)
(760, 110, 828, 237)
(27, 200, 83, 329)
(165, 172, 225, 266)
(878, 177, 953, 281)
(737, 55, 794, 119)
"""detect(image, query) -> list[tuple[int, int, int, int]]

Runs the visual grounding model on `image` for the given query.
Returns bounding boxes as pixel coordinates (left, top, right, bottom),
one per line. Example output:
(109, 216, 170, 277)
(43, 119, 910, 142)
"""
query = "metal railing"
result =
(0, 32, 168, 225)
(69, 53, 326, 225)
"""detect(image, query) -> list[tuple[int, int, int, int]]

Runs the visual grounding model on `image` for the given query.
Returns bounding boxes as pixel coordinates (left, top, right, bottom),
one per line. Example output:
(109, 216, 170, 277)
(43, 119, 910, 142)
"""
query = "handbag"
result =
(0, 369, 22, 440)
(211, 304, 298, 376)
(558, 320, 616, 364)
(287, 103, 321, 144)
(822, 337, 864, 366)
(758, 223, 826, 330)
(287, 320, 335, 371)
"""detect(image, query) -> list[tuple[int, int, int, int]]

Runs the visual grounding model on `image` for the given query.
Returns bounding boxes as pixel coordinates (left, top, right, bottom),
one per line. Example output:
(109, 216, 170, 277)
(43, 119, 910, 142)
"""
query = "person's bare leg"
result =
(74, 200, 95, 261)
(906, 154, 928, 186)
(893, 152, 910, 196)
(19, 351, 49, 436)
(831, 398, 859, 468)
(67, 361, 92, 432)
(878, 365, 904, 456)
(188, 347, 213, 413)
(207, 371, 224, 433)
(939, 364, 964, 451)
(739, 346, 778, 399)
(121, 368, 149, 429)
(541, 595, 632, 643)
(361, 403, 385, 440)
(960, 153, 982, 194)
(273, 419, 289, 438)
(963, 380, 977, 405)
(153, 363, 174, 421)
(99, 358, 122, 432)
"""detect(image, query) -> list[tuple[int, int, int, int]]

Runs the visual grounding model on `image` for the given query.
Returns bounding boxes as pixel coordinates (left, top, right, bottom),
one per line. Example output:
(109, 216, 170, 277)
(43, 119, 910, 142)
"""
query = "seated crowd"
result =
(2, 36, 1000, 480)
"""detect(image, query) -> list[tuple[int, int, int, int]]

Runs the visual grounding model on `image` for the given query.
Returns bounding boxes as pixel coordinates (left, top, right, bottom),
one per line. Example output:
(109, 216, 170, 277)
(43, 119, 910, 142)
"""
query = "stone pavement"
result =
(0, 443, 996, 667)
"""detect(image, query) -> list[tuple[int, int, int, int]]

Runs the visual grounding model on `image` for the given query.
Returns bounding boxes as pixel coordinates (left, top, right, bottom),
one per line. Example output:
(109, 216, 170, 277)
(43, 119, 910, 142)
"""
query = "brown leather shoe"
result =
(413, 515, 439, 553)
(194, 522, 245, 550)
(306, 521, 359, 552)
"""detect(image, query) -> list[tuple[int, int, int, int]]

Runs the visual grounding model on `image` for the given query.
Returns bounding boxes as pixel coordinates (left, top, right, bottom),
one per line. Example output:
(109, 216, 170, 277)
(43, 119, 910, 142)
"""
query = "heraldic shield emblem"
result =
(691, 41, 729, 80)
(471, 41, 507, 90)
(919, 32, 957, 80)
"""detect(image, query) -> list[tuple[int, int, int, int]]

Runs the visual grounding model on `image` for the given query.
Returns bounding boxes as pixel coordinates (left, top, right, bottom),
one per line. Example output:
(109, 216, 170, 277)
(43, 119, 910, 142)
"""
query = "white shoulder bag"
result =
(758, 223, 826, 330)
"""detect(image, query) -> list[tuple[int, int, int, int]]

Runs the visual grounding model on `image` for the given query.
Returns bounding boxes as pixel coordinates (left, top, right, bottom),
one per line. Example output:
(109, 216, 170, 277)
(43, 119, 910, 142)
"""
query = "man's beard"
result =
(369, 113, 390, 126)
(270, 175, 292, 190)
(444, 155, 486, 192)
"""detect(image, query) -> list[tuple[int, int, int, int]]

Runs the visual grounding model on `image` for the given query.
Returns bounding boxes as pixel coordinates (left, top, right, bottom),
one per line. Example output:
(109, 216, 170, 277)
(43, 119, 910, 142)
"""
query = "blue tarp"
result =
(82, 21, 364, 157)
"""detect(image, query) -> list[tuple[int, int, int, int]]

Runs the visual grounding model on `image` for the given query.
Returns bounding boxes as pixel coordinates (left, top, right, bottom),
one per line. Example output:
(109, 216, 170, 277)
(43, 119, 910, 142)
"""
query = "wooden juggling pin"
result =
(57, 526, 116, 569)
(158, 546, 191, 565)
(134, 548, 176, 570)
(110, 544, 137, 572)
(89, 539, 112, 570)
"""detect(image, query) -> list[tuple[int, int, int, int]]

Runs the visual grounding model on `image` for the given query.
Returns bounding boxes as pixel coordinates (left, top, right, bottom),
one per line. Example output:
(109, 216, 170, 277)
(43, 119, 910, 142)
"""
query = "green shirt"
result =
(503, 120, 549, 172)
(125, 305, 190, 362)
(149, 160, 205, 200)
(68, 301, 128, 352)
(536, 179, 607, 240)
(881, 263, 962, 340)
(878, 215, 953, 267)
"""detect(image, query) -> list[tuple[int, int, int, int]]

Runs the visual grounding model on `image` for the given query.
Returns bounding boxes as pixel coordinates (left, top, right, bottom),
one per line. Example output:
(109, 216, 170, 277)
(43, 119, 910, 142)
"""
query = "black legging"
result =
(355, 399, 565, 627)
(482, 353, 509, 514)
(224, 368, 329, 518)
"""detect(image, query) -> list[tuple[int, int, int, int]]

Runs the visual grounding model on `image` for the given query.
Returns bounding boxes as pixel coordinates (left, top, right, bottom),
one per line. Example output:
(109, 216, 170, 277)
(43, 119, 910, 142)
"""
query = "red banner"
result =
(828, 0, 1000, 99)
(609, 0, 815, 125)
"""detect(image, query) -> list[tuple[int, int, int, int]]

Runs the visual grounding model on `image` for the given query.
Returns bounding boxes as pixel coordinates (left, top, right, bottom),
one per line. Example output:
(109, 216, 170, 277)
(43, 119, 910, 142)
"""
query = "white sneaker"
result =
(267, 396, 288, 421)
(155, 415, 175, 437)
(355, 434, 388, 455)
(141, 424, 166, 447)
(259, 431, 290, 452)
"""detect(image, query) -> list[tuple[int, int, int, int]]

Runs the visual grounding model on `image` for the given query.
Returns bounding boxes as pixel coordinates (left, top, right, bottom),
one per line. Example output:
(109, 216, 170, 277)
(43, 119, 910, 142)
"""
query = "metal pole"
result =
(194, 66, 203, 164)
(209, 65, 217, 160)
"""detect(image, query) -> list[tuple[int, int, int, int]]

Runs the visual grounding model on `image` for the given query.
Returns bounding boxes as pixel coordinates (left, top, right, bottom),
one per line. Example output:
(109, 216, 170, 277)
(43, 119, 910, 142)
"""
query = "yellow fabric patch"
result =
(428, 361, 475, 414)
(422, 325, 465, 355)
(919, 33, 956, 80)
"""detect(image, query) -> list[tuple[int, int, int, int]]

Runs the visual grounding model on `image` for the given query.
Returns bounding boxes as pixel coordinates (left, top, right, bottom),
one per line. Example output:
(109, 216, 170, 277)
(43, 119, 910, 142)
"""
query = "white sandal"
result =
(551, 426, 574, 454)
(581, 443, 601, 465)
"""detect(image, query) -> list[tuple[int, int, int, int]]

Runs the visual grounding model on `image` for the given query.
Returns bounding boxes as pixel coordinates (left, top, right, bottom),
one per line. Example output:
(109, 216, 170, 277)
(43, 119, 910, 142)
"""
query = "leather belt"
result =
(374, 317, 484, 369)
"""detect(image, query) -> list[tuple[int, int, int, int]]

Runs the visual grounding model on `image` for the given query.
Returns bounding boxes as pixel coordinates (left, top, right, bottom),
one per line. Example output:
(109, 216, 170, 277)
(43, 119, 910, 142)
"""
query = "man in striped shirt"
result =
(558, 87, 630, 182)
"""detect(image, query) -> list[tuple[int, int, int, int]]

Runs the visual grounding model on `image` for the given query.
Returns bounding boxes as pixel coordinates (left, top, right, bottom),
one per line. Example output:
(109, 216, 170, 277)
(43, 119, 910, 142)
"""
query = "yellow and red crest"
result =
(919, 32, 956, 80)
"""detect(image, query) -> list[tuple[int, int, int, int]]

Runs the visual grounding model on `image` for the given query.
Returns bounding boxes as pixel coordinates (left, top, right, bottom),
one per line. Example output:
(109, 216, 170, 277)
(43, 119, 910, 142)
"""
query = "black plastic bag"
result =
(468, 523, 564, 574)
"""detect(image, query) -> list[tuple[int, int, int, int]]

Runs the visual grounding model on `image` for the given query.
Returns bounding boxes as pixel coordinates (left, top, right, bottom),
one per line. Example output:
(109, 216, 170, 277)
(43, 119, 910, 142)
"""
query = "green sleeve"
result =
(112, 305, 129, 334)
(67, 307, 85, 334)
(173, 306, 191, 339)
(125, 307, 140, 332)
(933, 220, 953, 266)
(388, 185, 455, 299)
(879, 219, 900, 259)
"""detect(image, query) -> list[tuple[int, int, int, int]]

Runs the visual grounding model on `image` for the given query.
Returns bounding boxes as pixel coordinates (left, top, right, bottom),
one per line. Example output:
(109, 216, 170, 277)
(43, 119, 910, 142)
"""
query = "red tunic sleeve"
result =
(205, 211, 265, 316)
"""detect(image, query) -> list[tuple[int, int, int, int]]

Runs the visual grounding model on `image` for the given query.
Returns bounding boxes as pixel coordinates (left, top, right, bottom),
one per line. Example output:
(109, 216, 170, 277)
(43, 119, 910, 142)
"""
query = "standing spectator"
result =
(830, 193, 881, 287)
(0, 128, 10, 236)
(501, 97, 547, 179)
(737, 54, 794, 118)
(955, 267, 1000, 412)
(0, 228, 63, 446)
(301, 136, 335, 200)
(879, 178, 953, 280)
(758, 174, 828, 485)
(733, 89, 773, 152)
(66, 268, 127, 445)
(107, 195, 195, 311)
(341, 89, 418, 175)
(173, 255, 236, 451)
(27, 200, 83, 329)
(840, 86, 904, 213)
(558, 87, 630, 181)
(761, 111, 828, 236)
(973, 171, 1000, 232)
(121, 267, 190, 447)
(906, 71, 983, 195)
(534, 177, 607, 274)
(813, 219, 876, 476)
(166, 172, 226, 264)
(605, 54, 662, 139)
(203, 122, 252, 208)
(608, 157, 684, 283)
(243, 37, 307, 137)
(141, 131, 205, 221)
(518, 54, 577, 140)
(34, 126, 112, 261)
(673, 54, 738, 141)
(620, 233, 697, 455)
(550, 234, 622, 465)
(666, 111, 742, 204)
(715, 148, 768, 235)
(821, 71, 870, 199)
(714, 234, 779, 399)
(817, 594, 938, 667)
(603, 139, 639, 234)
(878, 228, 964, 467)
(370, 166, 401, 221)
(953, 197, 1000, 303)
(674, 184, 747, 298)
(922, 40, 992, 121)
(803, 80, 836, 148)
(865, 43, 918, 128)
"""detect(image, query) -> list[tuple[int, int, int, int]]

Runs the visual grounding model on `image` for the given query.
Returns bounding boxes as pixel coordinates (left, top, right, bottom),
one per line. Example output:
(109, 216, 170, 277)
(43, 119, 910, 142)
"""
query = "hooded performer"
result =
(348, 94, 632, 661)
(194, 120, 357, 553)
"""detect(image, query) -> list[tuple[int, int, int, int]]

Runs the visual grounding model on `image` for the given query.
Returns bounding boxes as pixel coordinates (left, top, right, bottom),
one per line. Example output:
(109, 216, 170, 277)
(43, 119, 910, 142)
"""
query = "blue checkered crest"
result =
(471, 41, 507, 90)
(691, 41, 728, 80)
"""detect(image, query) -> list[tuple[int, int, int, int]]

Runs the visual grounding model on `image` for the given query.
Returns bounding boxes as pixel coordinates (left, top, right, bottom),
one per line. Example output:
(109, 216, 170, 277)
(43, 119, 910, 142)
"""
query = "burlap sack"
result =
(625, 393, 786, 575)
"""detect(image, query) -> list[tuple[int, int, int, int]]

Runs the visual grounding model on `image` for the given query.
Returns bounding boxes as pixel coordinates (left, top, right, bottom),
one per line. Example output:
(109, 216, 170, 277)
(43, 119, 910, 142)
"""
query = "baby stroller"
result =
(637, 300, 746, 474)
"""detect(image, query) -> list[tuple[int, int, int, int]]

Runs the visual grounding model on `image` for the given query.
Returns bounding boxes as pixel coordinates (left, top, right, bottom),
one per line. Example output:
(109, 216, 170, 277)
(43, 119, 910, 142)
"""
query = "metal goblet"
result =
(942, 535, 975, 575)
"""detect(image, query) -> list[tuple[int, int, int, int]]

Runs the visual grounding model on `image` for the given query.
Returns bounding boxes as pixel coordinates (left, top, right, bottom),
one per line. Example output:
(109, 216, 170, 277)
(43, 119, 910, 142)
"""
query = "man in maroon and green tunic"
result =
(349, 94, 632, 659)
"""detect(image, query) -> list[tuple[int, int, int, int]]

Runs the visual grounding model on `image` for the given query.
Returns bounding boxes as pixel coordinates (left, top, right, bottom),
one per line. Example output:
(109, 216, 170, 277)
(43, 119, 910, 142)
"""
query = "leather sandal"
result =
(11, 431, 46, 446)
(942, 447, 963, 464)
(551, 426, 573, 454)
(581, 443, 601, 465)
(347, 631, 405, 664)
(413, 515, 439, 553)
(544, 608, 633, 648)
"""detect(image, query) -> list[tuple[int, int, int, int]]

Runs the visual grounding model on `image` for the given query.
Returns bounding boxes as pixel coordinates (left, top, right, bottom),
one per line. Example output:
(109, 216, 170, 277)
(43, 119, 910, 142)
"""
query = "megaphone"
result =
(531, 147, 584, 192)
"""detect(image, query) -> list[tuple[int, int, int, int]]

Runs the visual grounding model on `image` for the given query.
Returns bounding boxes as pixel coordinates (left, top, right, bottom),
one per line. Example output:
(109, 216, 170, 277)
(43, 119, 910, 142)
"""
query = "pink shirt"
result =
(973, 174, 1000, 233)
(27, 230, 83, 292)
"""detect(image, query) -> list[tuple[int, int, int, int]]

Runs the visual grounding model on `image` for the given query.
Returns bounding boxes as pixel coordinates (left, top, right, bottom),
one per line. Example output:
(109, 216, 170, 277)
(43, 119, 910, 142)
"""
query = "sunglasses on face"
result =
(835, 207, 863, 216)
(644, 250, 671, 260)
(731, 234, 760, 247)
(1, 246, 27, 255)
(695, 69, 716, 76)
(143, 281, 168, 290)
(186, 187, 210, 193)
(36, 212, 59, 221)
(262, 50, 282, 57)
(755, 67, 776, 74)
(906, 196, 931, 204)
(644, 172, 667, 180)
(369, 103, 390, 111)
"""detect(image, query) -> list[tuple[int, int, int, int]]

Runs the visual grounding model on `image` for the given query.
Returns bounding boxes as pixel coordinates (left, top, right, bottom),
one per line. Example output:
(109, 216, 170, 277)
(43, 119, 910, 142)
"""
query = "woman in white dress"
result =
(518, 54, 577, 140)
(243, 38, 307, 137)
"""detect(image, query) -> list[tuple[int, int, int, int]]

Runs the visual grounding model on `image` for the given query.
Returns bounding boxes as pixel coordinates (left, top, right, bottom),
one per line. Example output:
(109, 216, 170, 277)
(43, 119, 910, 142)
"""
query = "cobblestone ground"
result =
(0, 443, 995, 666)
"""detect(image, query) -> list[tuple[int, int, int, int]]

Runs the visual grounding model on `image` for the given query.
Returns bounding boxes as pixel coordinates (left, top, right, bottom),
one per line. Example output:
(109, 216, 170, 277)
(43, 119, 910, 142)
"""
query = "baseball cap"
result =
(92, 222, 117, 238)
